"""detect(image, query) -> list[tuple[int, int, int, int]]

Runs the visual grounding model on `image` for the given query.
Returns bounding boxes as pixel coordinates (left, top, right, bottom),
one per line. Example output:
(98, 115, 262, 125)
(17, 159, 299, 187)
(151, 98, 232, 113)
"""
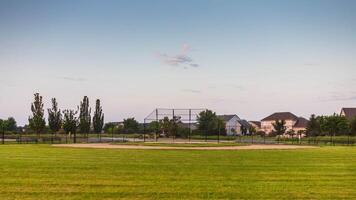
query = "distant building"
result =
(340, 108, 356, 120)
(249, 121, 261, 131)
(261, 112, 308, 134)
(217, 115, 251, 136)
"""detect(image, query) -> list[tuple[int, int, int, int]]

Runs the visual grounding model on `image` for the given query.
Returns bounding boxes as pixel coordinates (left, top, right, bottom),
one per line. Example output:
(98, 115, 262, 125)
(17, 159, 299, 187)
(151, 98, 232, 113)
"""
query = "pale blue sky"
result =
(1, 0, 356, 125)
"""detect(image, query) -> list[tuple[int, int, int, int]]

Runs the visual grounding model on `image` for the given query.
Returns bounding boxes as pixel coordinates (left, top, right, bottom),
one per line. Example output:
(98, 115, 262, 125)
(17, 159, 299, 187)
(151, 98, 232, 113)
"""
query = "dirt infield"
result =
(53, 143, 317, 150)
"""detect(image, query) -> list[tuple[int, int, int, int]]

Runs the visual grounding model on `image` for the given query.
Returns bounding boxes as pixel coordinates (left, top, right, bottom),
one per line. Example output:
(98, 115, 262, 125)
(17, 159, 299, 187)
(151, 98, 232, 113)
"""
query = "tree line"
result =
(306, 114, 356, 138)
(28, 93, 104, 139)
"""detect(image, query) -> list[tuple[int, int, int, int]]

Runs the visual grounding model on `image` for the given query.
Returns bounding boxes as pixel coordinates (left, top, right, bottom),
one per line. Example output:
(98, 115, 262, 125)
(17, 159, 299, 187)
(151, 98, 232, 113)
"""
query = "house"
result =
(261, 112, 308, 134)
(249, 121, 261, 131)
(217, 115, 250, 136)
(340, 108, 356, 120)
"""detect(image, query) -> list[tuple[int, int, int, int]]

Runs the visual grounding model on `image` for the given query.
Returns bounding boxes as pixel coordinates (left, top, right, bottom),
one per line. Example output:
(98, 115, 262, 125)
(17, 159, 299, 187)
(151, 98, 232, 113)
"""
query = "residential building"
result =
(217, 115, 251, 136)
(249, 121, 261, 131)
(261, 112, 308, 134)
(340, 108, 356, 120)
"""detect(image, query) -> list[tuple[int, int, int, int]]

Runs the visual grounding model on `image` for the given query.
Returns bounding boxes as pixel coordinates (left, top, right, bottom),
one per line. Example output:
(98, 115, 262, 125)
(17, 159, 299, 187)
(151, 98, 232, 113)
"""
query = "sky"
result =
(1, 0, 356, 125)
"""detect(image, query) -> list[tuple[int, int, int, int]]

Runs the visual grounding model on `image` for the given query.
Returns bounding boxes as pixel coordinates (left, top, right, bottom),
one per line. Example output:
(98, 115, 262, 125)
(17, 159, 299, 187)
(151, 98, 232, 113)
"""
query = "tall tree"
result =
(306, 114, 321, 137)
(92, 99, 104, 134)
(350, 117, 356, 136)
(62, 109, 78, 143)
(197, 110, 219, 135)
(78, 96, 91, 134)
(272, 120, 286, 136)
(4, 117, 17, 132)
(168, 116, 182, 138)
(28, 93, 46, 138)
(47, 98, 62, 134)
(123, 118, 139, 133)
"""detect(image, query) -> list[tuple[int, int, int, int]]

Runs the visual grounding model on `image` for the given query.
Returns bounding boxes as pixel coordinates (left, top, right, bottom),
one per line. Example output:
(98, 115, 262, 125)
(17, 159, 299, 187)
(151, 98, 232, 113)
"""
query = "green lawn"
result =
(0, 145, 355, 199)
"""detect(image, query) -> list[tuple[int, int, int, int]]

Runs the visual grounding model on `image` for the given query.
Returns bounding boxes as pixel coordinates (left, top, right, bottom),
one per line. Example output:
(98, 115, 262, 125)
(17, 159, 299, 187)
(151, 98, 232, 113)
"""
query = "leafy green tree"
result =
(306, 114, 321, 137)
(350, 117, 356, 136)
(148, 121, 160, 133)
(92, 99, 104, 134)
(78, 96, 91, 134)
(321, 114, 349, 137)
(103, 122, 117, 133)
(197, 110, 219, 135)
(168, 116, 182, 138)
(3, 117, 17, 132)
(123, 118, 139, 133)
(272, 120, 286, 136)
(28, 93, 46, 138)
(249, 126, 256, 135)
(47, 98, 62, 134)
(159, 117, 170, 136)
(217, 118, 226, 135)
(62, 109, 78, 142)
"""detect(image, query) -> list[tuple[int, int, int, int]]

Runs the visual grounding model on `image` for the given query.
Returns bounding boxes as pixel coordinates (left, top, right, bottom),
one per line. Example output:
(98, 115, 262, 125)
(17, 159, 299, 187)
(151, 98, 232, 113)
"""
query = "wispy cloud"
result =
(181, 89, 202, 94)
(59, 76, 87, 82)
(157, 44, 200, 69)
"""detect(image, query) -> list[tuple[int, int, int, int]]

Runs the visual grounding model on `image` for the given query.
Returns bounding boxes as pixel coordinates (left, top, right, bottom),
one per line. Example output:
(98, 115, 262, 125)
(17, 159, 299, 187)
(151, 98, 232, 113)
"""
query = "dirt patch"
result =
(53, 143, 317, 150)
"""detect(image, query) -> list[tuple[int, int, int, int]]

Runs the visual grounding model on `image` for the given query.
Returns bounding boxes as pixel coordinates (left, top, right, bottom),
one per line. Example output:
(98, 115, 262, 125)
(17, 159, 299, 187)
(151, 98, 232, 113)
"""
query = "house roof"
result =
(341, 108, 356, 120)
(294, 117, 309, 128)
(261, 112, 299, 121)
(249, 121, 261, 128)
(238, 119, 251, 128)
(217, 115, 239, 122)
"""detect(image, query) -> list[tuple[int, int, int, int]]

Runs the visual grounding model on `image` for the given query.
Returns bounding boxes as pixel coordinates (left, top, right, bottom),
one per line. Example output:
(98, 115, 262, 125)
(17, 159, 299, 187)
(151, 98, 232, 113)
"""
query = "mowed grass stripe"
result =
(0, 145, 355, 199)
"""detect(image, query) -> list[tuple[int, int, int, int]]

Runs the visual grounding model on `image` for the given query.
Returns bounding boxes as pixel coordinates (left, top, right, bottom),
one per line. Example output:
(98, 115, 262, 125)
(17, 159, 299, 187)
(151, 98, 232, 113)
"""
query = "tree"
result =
(3, 117, 17, 132)
(28, 93, 46, 138)
(249, 126, 256, 135)
(321, 114, 349, 137)
(168, 116, 182, 138)
(92, 99, 104, 134)
(306, 114, 321, 137)
(197, 110, 219, 135)
(47, 98, 62, 134)
(104, 122, 117, 133)
(62, 109, 78, 143)
(123, 118, 139, 133)
(159, 117, 170, 136)
(350, 117, 356, 136)
(272, 120, 286, 136)
(78, 96, 91, 134)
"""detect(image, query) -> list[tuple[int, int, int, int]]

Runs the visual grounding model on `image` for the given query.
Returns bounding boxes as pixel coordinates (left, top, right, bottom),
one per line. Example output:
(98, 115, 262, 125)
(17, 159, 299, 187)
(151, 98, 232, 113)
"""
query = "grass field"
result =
(0, 145, 356, 199)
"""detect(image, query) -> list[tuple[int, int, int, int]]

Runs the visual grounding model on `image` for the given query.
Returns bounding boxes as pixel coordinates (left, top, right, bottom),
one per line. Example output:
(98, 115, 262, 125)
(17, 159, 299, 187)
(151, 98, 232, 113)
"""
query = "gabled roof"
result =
(217, 115, 240, 122)
(294, 117, 309, 128)
(238, 119, 251, 128)
(261, 112, 299, 121)
(341, 108, 356, 120)
(249, 121, 261, 128)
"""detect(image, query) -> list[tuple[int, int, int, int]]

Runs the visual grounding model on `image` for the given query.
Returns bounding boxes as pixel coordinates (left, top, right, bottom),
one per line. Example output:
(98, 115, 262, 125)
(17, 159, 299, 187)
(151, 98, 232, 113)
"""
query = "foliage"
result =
(92, 99, 104, 134)
(272, 120, 286, 136)
(197, 110, 220, 135)
(350, 117, 356, 136)
(123, 118, 139, 133)
(159, 117, 170, 136)
(306, 114, 321, 137)
(28, 93, 46, 134)
(0, 117, 17, 132)
(47, 98, 62, 133)
(167, 116, 182, 137)
(249, 126, 256, 135)
(62, 109, 78, 135)
(147, 121, 160, 133)
(320, 114, 349, 136)
(103, 122, 118, 133)
(78, 96, 91, 133)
